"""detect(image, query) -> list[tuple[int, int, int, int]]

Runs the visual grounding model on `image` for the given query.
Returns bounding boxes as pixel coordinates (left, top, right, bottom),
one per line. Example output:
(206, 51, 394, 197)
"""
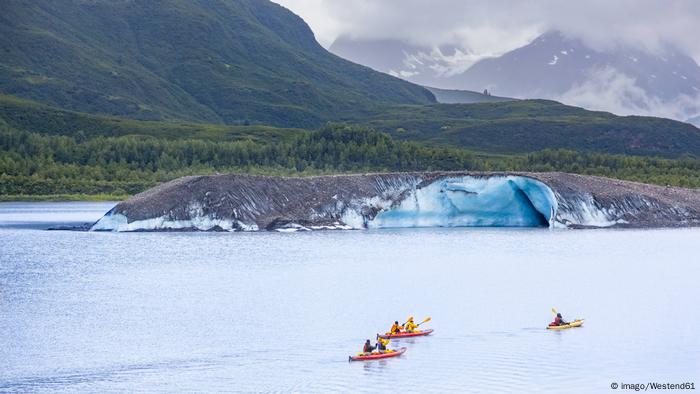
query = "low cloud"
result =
(557, 66, 700, 122)
(275, 0, 700, 62)
(275, 0, 700, 123)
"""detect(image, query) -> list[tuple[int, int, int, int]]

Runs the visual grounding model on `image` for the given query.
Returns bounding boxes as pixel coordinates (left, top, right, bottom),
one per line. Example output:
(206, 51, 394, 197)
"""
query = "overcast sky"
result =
(273, 0, 700, 62)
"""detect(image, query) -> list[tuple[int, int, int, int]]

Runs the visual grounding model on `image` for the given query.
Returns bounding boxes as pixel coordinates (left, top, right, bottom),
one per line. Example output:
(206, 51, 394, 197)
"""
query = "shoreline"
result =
(0, 194, 127, 202)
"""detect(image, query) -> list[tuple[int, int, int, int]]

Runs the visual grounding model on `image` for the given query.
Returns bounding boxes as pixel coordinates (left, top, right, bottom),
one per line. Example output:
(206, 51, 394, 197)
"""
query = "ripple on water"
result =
(1, 206, 699, 392)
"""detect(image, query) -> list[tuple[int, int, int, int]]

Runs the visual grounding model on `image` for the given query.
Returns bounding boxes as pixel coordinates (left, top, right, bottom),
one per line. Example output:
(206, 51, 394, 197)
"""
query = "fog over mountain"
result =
(275, 1, 700, 60)
(457, 32, 700, 122)
(276, 0, 700, 125)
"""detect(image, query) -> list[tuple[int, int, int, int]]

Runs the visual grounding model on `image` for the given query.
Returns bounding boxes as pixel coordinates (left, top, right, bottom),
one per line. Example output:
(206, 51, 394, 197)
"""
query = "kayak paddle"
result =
(403, 316, 430, 326)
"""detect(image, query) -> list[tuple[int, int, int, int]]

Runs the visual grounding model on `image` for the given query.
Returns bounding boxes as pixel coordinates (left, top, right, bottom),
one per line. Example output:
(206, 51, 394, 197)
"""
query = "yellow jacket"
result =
(404, 321, 418, 332)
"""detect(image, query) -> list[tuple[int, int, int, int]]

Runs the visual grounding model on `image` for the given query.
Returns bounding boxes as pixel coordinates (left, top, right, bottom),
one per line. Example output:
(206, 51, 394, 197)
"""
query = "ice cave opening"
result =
(368, 176, 558, 228)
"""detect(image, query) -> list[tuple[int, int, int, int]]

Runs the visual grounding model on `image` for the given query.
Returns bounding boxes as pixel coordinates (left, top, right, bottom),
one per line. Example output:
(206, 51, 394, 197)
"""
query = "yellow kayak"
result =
(547, 319, 584, 330)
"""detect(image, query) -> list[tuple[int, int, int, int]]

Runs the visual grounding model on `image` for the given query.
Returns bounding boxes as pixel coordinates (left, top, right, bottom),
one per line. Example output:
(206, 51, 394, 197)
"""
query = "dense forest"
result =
(2, 123, 700, 199)
(353, 100, 700, 158)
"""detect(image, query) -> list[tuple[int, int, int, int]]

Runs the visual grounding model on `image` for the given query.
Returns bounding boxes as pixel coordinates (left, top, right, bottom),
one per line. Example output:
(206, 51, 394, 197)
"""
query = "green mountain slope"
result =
(0, 0, 434, 127)
(351, 100, 700, 158)
(426, 87, 514, 104)
(0, 95, 304, 143)
(2, 0, 700, 164)
(3, 95, 700, 159)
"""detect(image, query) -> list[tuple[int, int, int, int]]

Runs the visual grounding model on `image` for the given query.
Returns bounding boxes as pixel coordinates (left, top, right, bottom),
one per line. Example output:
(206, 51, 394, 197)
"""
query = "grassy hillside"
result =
(0, 95, 305, 143)
(4, 95, 700, 160)
(0, 0, 433, 128)
(351, 100, 700, 158)
(426, 87, 514, 104)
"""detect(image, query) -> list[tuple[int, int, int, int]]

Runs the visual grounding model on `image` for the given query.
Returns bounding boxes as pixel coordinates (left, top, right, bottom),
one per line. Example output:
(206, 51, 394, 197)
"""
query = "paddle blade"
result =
(551, 307, 557, 315)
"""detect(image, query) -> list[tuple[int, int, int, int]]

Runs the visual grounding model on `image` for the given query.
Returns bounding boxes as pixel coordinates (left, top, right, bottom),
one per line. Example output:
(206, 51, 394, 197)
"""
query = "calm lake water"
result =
(1, 202, 699, 393)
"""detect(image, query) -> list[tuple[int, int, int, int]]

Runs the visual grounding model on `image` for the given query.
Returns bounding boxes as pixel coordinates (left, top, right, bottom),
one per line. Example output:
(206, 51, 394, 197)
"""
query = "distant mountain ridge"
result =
(330, 31, 700, 124)
(329, 36, 460, 88)
(0, 0, 434, 127)
(453, 32, 700, 107)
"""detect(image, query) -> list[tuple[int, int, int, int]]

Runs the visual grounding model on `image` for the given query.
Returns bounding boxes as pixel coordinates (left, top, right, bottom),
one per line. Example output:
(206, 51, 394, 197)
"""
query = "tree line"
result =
(2, 123, 700, 197)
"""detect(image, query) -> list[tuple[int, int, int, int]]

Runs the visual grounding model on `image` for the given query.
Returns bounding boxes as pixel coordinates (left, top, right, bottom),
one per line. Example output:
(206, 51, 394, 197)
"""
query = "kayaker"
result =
(390, 321, 402, 334)
(375, 335, 390, 353)
(404, 316, 418, 333)
(363, 339, 376, 354)
(552, 312, 568, 326)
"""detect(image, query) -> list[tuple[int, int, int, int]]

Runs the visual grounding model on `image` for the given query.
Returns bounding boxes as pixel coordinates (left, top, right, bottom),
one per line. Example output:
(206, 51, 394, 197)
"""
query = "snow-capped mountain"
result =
(330, 31, 700, 125)
(329, 35, 473, 89)
(455, 31, 700, 124)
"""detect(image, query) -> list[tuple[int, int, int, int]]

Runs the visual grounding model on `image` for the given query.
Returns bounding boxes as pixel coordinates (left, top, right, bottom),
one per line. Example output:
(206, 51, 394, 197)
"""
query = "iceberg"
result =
(89, 172, 700, 232)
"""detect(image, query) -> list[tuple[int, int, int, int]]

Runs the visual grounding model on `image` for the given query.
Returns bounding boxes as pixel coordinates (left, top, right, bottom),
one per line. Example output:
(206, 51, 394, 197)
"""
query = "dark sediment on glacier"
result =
(91, 172, 700, 231)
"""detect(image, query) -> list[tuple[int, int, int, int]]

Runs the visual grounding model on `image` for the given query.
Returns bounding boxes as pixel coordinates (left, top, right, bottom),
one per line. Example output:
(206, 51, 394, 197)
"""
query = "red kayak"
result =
(378, 329, 433, 339)
(349, 347, 407, 361)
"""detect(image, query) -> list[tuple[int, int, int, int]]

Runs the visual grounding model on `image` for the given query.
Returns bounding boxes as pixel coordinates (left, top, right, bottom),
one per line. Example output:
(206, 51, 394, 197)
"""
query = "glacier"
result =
(366, 176, 556, 228)
(90, 172, 700, 232)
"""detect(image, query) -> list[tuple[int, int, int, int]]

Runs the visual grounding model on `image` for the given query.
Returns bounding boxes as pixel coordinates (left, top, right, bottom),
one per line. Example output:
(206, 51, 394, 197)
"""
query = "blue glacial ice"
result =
(367, 176, 557, 228)
(92, 174, 633, 232)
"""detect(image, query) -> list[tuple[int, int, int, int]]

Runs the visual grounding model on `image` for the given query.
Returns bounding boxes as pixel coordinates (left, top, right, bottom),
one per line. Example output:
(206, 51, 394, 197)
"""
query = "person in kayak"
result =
(363, 339, 376, 354)
(404, 316, 418, 333)
(390, 321, 402, 334)
(552, 312, 569, 326)
(375, 335, 391, 353)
